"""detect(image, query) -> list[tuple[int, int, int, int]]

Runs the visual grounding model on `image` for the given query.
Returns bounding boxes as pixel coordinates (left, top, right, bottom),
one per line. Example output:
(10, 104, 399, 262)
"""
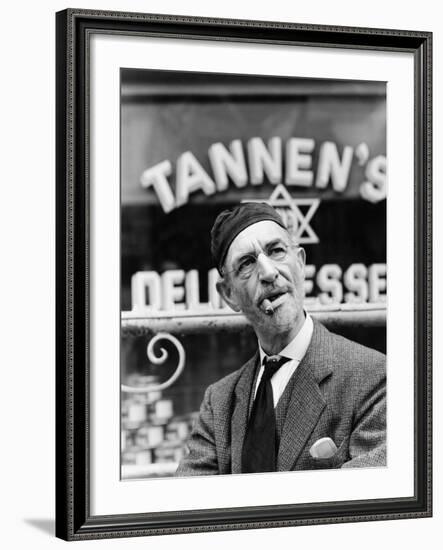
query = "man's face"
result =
(217, 220, 306, 338)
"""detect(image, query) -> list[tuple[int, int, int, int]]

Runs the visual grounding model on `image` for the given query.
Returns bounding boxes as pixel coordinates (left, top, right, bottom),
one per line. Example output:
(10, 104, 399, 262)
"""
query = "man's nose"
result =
(256, 252, 278, 283)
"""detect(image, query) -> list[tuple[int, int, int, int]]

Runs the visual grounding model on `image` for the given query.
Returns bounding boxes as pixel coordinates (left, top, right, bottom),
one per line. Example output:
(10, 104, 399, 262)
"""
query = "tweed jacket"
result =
(176, 320, 386, 476)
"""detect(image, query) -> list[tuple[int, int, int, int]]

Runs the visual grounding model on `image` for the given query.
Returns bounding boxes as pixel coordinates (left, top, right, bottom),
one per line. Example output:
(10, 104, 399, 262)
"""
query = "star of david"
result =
(243, 184, 320, 244)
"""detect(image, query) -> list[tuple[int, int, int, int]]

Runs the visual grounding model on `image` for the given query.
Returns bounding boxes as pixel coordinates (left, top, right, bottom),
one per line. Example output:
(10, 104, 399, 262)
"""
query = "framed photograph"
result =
(55, 9, 432, 540)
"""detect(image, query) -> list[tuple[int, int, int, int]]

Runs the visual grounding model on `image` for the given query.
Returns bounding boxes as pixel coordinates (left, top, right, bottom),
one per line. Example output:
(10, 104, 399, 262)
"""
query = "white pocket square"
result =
(309, 437, 338, 459)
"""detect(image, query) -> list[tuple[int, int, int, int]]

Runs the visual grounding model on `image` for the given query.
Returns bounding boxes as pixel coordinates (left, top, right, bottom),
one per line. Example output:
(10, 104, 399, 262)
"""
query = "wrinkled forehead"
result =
(224, 220, 290, 267)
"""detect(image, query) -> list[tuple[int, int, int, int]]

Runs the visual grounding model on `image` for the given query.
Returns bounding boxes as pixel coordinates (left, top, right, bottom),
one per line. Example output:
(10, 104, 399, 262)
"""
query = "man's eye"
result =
(269, 246, 286, 258)
(238, 256, 255, 272)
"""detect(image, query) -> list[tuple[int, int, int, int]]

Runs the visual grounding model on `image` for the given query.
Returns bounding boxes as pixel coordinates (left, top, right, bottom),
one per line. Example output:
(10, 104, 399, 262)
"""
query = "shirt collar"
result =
(258, 312, 314, 365)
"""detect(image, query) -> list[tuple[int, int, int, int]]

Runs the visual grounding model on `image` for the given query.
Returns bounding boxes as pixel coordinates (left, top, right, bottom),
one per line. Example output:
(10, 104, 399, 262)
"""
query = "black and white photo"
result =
(120, 69, 387, 479)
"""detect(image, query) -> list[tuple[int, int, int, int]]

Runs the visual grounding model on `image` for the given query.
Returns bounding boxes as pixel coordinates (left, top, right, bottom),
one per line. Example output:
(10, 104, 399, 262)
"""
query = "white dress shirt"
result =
(255, 313, 314, 407)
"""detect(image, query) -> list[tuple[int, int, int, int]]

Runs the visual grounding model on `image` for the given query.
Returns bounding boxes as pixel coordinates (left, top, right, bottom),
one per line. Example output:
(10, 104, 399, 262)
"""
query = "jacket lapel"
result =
(231, 353, 258, 474)
(277, 320, 333, 471)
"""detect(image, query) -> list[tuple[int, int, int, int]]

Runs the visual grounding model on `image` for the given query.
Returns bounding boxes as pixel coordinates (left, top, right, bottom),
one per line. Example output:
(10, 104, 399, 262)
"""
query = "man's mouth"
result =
(267, 291, 286, 304)
(259, 290, 288, 312)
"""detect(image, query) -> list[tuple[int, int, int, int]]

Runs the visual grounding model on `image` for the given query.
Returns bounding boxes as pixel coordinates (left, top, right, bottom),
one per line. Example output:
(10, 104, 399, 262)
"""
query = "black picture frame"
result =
(55, 8, 432, 541)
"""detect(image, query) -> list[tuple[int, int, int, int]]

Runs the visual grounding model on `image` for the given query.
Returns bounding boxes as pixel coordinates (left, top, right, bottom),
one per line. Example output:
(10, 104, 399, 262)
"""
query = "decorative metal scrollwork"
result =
(121, 332, 185, 393)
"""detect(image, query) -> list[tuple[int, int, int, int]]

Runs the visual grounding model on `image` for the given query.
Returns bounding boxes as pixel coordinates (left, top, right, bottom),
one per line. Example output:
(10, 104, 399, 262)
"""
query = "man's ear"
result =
(296, 246, 306, 269)
(216, 278, 241, 312)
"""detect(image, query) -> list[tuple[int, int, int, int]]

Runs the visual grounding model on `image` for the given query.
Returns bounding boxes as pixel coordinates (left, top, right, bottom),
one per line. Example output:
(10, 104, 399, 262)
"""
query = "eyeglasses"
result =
(223, 242, 293, 280)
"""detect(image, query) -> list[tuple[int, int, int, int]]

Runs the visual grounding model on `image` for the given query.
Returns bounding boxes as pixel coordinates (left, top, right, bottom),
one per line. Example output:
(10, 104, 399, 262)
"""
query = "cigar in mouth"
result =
(262, 298, 274, 315)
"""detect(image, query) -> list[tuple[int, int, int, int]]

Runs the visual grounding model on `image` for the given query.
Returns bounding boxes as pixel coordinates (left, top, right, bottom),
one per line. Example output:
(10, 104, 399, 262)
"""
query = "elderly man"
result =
(176, 202, 386, 476)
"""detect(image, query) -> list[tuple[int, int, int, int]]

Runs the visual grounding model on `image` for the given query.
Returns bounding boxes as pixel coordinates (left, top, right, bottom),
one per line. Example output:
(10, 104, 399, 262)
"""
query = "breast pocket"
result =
(307, 437, 349, 470)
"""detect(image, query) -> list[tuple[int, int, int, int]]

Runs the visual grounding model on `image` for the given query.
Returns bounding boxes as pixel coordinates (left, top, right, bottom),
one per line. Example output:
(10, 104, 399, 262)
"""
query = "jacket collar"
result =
(276, 319, 333, 470)
(230, 352, 259, 474)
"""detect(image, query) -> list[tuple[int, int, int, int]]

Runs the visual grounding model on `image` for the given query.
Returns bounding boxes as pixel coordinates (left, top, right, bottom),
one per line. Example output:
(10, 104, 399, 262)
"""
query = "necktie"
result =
(241, 355, 290, 473)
